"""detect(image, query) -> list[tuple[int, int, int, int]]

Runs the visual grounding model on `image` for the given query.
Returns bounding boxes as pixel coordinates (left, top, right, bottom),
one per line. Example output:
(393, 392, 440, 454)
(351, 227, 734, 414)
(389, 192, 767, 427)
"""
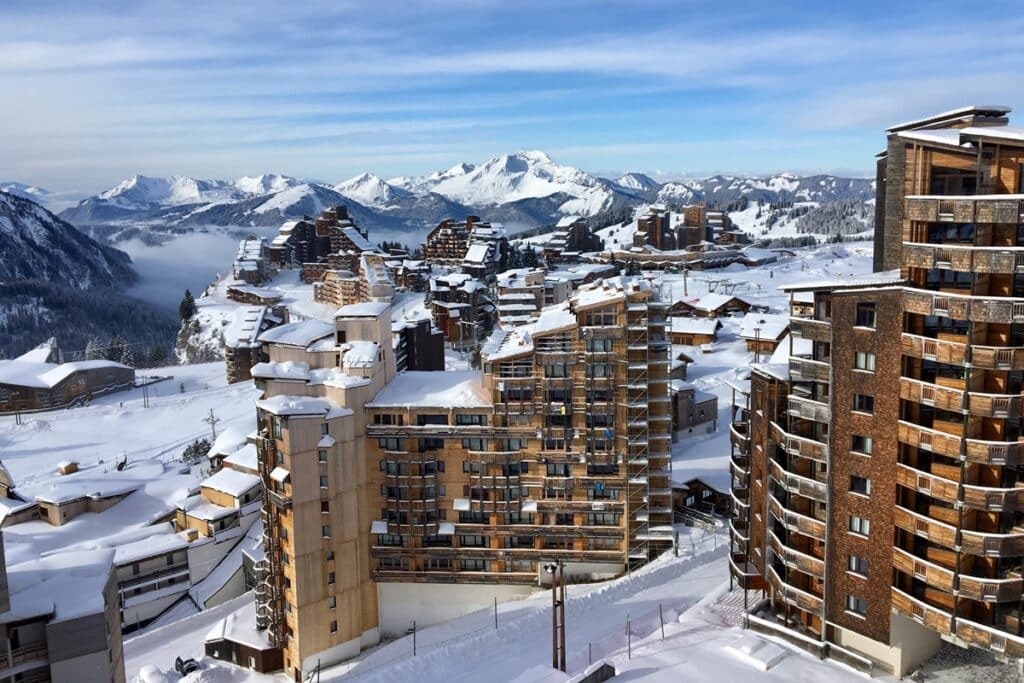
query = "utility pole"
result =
(546, 560, 566, 672)
(203, 408, 220, 441)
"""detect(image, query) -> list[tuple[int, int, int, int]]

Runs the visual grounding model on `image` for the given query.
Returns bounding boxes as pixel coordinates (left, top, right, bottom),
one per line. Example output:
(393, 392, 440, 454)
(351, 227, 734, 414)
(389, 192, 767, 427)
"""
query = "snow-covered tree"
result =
(179, 289, 197, 321)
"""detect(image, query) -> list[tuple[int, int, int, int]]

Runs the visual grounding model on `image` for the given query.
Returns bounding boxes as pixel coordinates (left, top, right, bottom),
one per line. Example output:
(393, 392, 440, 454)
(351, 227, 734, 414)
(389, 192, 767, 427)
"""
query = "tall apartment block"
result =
(249, 277, 670, 680)
(730, 105, 1024, 675)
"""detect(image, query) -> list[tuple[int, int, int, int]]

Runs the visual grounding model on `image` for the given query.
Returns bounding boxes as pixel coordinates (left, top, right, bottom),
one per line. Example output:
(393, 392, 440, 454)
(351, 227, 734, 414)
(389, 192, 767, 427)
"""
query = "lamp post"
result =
(753, 326, 761, 364)
(544, 561, 566, 671)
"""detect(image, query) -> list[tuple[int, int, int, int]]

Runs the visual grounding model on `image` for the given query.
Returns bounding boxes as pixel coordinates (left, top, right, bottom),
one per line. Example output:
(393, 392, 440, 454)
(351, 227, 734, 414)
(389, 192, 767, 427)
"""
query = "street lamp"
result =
(544, 561, 566, 671)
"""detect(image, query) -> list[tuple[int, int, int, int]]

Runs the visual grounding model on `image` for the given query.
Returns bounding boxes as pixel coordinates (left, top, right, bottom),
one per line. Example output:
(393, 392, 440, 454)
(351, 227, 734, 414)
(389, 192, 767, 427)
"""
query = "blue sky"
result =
(3, 0, 1023, 193)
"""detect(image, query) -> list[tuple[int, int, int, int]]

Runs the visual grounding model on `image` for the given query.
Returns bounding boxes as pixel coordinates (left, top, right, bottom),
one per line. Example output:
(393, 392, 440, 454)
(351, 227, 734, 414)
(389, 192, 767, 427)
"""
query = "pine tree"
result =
(179, 289, 197, 321)
(85, 337, 105, 360)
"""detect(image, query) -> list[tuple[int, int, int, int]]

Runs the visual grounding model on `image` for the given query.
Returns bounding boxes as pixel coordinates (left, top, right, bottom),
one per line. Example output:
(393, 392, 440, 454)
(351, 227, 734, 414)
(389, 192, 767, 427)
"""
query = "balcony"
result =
(962, 482, 1024, 512)
(898, 420, 963, 458)
(957, 573, 1024, 603)
(729, 554, 765, 590)
(787, 396, 830, 423)
(768, 459, 827, 503)
(899, 377, 965, 412)
(790, 357, 830, 383)
(896, 463, 960, 505)
(768, 530, 824, 578)
(894, 505, 958, 549)
(903, 289, 1024, 324)
(789, 317, 831, 343)
(892, 546, 955, 593)
(729, 422, 750, 453)
(964, 438, 1024, 466)
(901, 333, 967, 366)
(767, 492, 826, 541)
(960, 527, 1024, 557)
(773, 422, 829, 463)
(968, 392, 1024, 418)
(970, 345, 1024, 371)
(904, 195, 1024, 225)
(891, 586, 953, 635)
(902, 242, 1024, 274)
(766, 564, 823, 614)
(955, 618, 1024, 658)
(267, 490, 292, 511)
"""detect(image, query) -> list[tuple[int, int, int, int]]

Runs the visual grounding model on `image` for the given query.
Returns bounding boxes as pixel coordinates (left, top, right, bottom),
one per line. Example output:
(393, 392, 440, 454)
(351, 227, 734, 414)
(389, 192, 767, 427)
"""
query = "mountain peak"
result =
(234, 173, 299, 195)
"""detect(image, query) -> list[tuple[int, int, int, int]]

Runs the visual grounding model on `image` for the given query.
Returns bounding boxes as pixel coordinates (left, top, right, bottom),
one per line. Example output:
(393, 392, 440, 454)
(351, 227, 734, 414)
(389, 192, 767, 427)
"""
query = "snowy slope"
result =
(0, 181, 50, 202)
(234, 174, 301, 195)
(333, 172, 413, 207)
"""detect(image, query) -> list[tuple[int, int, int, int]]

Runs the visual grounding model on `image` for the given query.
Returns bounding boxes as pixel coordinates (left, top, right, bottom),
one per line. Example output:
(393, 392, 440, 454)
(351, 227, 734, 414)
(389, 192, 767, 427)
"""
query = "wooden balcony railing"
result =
(789, 317, 831, 342)
(767, 492, 826, 541)
(960, 527, 1024, 557)
(899, 377, 965, 412)
(970, 345, 1024, 371)
(891, 586, 953, 635)
(787, 396, 830, 423)
(768, 460, 827, 503)
(768, 530, 825, 578)
(958, 573, 1024, 603)
(962, 482, 1024, 513)
(898, 420, 963, 458)
(901, 333, 967, 365)
(968, 392, 1024, 418)
(964, 438, 1024, 466)
(894, 505, 958, 549)
(902, 242, 1024, 274)
(896, 463, 960, 505)
(903, 288, 1024, 324)
(905, 196, 1024, 225)
(892, 546, 955, 593)
(729, 423, 751, 453)
(766, 564, 823, 614)
(790, 357, 830, 383)
(956, 618, 1024, 658)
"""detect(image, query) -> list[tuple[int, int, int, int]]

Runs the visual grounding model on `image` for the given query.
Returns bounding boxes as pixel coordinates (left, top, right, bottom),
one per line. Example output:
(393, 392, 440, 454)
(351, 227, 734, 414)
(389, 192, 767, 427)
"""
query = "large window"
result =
(846, 595, 868, 616)
(853, 394, 874, 414)
(855, 303, 876, 328)
(854, 351, 876, 372)
(849, 515, 870, 536)
(848, 555, 868, 576)
(851, 435, 873, 456)
(850, 476, 872, 496)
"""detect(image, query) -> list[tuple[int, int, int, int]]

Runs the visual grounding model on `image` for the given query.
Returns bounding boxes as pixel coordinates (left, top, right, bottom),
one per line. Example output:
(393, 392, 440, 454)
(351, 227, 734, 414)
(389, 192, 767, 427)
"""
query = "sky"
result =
(2, 0, 1024, 194)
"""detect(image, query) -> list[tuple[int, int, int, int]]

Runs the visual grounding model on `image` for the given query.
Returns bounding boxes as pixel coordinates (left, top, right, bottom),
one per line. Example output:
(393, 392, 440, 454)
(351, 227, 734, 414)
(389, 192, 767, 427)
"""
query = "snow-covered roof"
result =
(0, 358, 131, 390)
(529, 301, 576, 335)
(463, 242, 491, 264)
(113, 530, 191, 565)
(780, 270, 902, 292)
(751, 362, 791, 382)
(895, 128, 967, 148)
(573, 276, 650, 310)
(177, 494, 238, 522)
(202, 468, 261, 498)
(209, 425, 249, 458)
(205, 599, 272, 650)
(335, 301, 390, 318)
(739, 314, 790, 341)
(673, 293, 749, 313)
(887, 105, 1010, 132)
(367, 371, 491, 408)
(251, 360, 310, 382)
(223, 443, 258, 473)
(223, 306, 269, 348)
(960, 125, 1024, 144)
(669, 317, 721, 336)
(342, 341, 380, 368)
(340, 226, 374, 252)
(257, 394, 354, 418)
(4, 548, 116, 623)
(257, 319, 334, 347)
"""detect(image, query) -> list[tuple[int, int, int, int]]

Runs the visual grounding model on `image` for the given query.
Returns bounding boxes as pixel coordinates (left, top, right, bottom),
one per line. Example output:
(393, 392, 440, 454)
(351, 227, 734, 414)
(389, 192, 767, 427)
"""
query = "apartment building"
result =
(496, 268, 546, 326)
(428, 272, 495, 348)
(391, 319, 445, 373)
(730, 105, 1024, 675)
(245, 277, 671, 679)
(0, 533, 125, 683)
(422, 216, 508, 274)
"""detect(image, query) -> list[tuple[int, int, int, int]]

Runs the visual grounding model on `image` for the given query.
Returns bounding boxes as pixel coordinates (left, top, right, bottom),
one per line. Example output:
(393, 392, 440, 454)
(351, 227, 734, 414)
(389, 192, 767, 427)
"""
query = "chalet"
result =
(671, 349, 694, 380)
(668, 317, 721, 346)
(670, 381, 718, 434)
(670, 293, 751, 318)
(737, 247, 780, 267)
(678, 477, 730, 516)
(738, 313, 790, 355)
(206, 601, 283, 674)
(0, 342, 134, 413)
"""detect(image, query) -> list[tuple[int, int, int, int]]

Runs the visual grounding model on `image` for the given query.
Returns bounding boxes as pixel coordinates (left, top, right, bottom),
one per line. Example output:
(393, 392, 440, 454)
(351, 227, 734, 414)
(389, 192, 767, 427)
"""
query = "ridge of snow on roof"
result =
(257, 394, 354, 418)
(335, 301, 390, 317)
(464, 242, 491, 264)
(5, 547, 115, 622)
(673, 292, 748, 312)
(669, 317, 720, 336)
(223, 443, 258, 472)
(960, 126, 1024, 144)
(251, 360, 310, 381)
(895, 128, 967, 147)
(887, 105, 1010, 132)
(205, 599, 272, 650)
(780, 269, 902, 292)
(257, 318, 333, 347)
(739, 313, 790, 341)
(0, 358, 131, 389)
(573, 275, 649, 310)
(202, 468, 260, 497)
(342, 341, 379, 368)
(367, 370, 490, 408)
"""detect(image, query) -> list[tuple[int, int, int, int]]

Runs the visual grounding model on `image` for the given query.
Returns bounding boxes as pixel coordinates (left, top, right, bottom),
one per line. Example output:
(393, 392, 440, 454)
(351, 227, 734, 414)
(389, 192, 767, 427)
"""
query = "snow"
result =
(5, 547, 115, 623)
(332, 172, 410, 207)
(256, 319, 333, 348)
(669, 317, 720, 336)
(205, 599, 271, 651)
(961, 125, 1024, 143)
(251, 360, 311, 381)
(113, 531, 192, 565)
(738, 314, 790, 341)
(336, 301, 390, 318)
(202, 468, 260, 499)
(257, 395, 352, 417)
(342, 341, 380, 368)
(223, 444, 258, 473)
(0, 357, 131, 389)
(464, 242, 491, 264)
(367, 370, 489, 408)
(672, 292, 748, 313)
(252, 184, 324, 215)
(233, 174, 300, 195)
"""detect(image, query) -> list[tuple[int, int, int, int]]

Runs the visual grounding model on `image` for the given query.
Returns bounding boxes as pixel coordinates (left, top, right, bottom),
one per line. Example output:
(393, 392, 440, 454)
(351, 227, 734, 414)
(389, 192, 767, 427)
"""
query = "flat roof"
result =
(367, 370, 490, 409)
(887, 105, 1011, 133)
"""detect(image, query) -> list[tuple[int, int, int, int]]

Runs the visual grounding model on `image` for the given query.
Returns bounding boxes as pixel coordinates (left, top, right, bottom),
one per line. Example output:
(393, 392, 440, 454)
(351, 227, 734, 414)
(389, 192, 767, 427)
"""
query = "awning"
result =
(521, 500, 538, 513)
(437, 522, 455, 536)
(370, 520, 388, 534)
(269, 467, 290, 483)
(453, 498, 470, 511)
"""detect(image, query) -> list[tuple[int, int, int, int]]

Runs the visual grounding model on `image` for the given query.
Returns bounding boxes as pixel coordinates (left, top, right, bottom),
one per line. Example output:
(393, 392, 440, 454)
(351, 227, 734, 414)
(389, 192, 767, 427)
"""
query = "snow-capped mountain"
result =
(0, 181, 50, 202)
(333, 172, 413, 207)
(234, 173, 302, 195)
(0, 190, 135, 288)
(614, 173, 661, 194)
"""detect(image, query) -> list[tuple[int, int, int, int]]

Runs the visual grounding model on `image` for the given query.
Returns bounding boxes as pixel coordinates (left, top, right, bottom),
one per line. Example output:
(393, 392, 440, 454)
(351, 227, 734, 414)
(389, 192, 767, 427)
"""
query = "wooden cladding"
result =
(891, 587, 953, 635)
(898, 420, 962, 458)
(903, 289, 1024, 323)
(767, 530, 824, 578)
(893, 546, 954, 593)
(768, 492, 826, 541)
(894, 505, 958, 549)
(956, 619, 1024, 659)
(789, 357, 830, 383)
(901, 333, 967, 365)
(905, 197, 1024, 224)
(964, 438, 1023, 466)
(961, 528, 1024, 557)
(899, 377, 965, 411)
(786, 396, 830, 423)
(896, 463, 960, 505)
(902, 243, 1024, 274)
(789, 317, 831, 343)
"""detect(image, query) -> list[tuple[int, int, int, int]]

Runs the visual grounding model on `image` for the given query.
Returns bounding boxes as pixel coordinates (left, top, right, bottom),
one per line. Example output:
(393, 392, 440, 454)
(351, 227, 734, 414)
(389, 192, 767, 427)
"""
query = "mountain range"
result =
(48, 152, 875, 240)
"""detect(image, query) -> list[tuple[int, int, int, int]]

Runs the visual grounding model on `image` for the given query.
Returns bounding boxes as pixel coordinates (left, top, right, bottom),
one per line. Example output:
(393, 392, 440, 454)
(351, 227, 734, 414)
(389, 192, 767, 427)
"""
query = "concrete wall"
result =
(377, 582, 536, 636)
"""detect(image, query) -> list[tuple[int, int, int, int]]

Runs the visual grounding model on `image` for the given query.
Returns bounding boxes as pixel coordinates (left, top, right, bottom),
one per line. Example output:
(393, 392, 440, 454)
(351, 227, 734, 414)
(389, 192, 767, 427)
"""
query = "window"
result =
(320, 475, 329, 488)
(854, 351, 876, 372)
(321, 501, 330, 514)
(318, 449, 328, 463)
(459, 534, 486, 547)
(462, 438, 487, 451)
(848, 555, 868, 576)
(846, 595, 868, 616)
(544, 363, 568, 378)
(849, 515, 870, 536)
(852, 394, 874, 414)
(586, 338, 613, 352)
(326, 551, 334, 561)
(851, 435, 873, 456)
(330, 620, 338, 633)
(850, 476, 871, 496)
(455, 414, 485, 426)
(328, 596, 336, 609)
(322, 525, 331, 538)
(327, 572, 335, 585)
(855, 303, 877, 328)
(378, 437, 403, 451)
(320, 423, 329, 436)
(272, 416, 282, 439)
(461, 559, 486, 571)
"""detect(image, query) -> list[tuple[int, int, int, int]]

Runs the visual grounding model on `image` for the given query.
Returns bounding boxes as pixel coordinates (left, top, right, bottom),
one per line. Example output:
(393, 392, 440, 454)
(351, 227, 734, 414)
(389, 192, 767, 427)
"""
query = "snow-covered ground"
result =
(0, 362, 256, 566)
